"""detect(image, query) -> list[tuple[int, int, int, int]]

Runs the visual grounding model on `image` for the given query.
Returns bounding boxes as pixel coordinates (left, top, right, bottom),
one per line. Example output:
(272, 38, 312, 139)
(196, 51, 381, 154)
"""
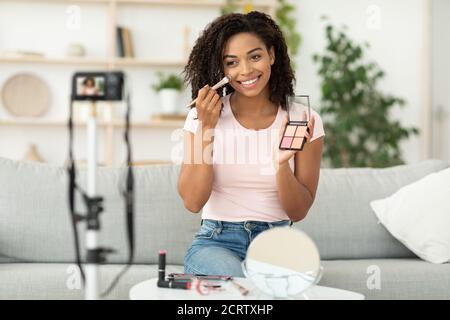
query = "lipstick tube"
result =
(158, 250, 166, 281)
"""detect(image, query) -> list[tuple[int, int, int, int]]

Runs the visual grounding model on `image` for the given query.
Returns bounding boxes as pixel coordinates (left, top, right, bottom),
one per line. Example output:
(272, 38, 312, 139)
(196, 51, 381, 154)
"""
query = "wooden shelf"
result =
(7, 0, 275, 8)
(115, 0, 275, 9)
(0, 119, 80, 127)
(0, 56, 186, 67)
(0, 56, 109, 66)
(112, 119, 184, 128)
(0, 118, 184, 128)
(112, 57, 186, 67)
(131, 160, 171, 166)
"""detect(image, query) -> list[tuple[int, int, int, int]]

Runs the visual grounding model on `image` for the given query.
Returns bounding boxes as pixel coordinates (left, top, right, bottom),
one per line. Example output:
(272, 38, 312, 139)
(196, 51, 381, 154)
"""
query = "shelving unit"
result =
(0, 0, 277, 166)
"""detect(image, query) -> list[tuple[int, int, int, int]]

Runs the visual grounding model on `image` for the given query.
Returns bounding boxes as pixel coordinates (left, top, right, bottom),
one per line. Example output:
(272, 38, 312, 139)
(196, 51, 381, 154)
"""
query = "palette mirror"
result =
(279, 95, 311, 151)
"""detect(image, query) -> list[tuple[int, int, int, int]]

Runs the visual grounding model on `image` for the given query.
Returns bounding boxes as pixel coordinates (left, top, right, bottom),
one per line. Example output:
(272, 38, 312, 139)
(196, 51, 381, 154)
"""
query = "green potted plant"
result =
(151, 71, 184, 114)
(275, 0, 301, 70)
(313, 19, 419, 168)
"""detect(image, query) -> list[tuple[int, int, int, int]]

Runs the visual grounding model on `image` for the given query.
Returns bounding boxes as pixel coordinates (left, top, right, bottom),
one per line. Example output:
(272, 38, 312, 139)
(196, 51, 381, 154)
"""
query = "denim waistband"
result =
(201, 219, 292, 230)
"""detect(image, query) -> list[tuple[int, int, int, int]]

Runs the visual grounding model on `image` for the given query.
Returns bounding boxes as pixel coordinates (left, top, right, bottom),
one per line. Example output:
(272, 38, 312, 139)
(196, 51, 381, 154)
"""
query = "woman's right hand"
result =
(195, 85, 222, 129)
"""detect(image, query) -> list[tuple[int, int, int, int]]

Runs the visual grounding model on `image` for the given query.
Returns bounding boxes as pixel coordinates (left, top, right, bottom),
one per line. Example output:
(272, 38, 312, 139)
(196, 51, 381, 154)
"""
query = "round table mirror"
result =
(242, 227, 323, 299)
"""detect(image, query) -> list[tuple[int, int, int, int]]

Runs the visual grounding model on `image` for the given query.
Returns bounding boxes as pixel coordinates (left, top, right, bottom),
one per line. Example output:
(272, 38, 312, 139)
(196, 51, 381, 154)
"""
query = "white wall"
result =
(0, 0, 437, 166)
(432, 0, 450, 163)
(296, 0, 428, 164)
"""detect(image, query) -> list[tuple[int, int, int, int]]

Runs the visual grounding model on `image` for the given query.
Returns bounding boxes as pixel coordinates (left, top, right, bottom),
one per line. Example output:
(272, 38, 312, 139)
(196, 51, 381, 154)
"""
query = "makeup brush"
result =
(186, 74, 232, 108)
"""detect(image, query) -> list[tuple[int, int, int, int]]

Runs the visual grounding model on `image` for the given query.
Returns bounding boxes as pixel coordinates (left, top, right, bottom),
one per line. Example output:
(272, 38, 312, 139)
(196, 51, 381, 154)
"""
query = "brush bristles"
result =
(212, 75, 231, 90)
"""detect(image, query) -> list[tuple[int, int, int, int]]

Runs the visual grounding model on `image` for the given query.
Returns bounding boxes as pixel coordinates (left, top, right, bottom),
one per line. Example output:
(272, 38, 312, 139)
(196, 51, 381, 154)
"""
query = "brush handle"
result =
(211, 78, 228, 90)
(186, 98, 198, 108)
(186, 76, 230, 108)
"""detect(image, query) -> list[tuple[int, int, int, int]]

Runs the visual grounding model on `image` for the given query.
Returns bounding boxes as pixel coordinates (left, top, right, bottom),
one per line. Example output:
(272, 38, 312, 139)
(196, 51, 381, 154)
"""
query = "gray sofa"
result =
(1, 157, 449, 300)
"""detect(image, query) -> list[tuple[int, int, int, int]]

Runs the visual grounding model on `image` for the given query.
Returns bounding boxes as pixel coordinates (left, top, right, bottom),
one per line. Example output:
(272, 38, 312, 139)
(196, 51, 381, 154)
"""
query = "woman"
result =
(81, 77, 99, 96)
(178, 11, 325, 277)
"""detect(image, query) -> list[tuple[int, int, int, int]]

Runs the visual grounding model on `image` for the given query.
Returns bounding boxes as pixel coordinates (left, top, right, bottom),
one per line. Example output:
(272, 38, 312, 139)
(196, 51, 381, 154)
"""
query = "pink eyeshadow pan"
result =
(285, 125, 297, 136)
(295, 126, 307, 137)
(281, 137, 293, 148)
(291, 137, 304, 149)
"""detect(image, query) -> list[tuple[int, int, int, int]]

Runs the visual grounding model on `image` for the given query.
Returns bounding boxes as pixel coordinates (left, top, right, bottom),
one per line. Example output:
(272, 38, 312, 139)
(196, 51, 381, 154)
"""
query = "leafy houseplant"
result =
(313, 21, 419, 168)
(152, 72, 183, 92)
(275, 0, 301, 69)
(221, 0, 239, 15)
(152, 72, 184, 114)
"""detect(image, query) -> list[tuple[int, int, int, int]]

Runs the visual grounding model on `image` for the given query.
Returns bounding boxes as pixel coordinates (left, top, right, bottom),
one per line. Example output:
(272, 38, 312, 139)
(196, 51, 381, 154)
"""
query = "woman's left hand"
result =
(274, 113, 316, 166)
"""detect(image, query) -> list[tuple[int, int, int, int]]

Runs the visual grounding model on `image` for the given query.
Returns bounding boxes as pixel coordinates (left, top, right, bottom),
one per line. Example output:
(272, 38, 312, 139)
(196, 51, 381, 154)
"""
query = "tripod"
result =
(85, 100, 101, 300)
(68, 96, 134, 300)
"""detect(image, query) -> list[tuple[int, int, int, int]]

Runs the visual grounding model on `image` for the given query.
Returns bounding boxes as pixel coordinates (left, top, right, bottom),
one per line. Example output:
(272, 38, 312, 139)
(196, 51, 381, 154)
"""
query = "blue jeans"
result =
(184, 219, 291, 277)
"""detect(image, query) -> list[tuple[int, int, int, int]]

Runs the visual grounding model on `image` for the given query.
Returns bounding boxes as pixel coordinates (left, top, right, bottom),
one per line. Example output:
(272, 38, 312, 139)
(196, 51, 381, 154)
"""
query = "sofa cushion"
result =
(1, 157, 448, 264)
(0, 263, 184, 299)
(293, 160, 449, 259)
(2, 259, 449, 300)
(0, 157, 201, 265)
(319, 258, 450, 300)
(370, 167, 450, 263)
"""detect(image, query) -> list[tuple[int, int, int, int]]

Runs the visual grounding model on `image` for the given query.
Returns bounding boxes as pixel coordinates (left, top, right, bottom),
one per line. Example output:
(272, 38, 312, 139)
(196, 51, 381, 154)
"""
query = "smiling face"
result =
(85, 78, 95, 87)
(223, 32, 275, 98)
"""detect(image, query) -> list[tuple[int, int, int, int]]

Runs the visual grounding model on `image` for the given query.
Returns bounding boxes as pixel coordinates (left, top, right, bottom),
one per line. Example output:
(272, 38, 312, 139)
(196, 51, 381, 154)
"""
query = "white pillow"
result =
(370, 167, 450, 264)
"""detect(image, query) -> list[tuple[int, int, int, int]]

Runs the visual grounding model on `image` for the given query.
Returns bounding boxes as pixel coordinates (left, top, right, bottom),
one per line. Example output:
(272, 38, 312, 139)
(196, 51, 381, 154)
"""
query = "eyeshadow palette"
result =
(279, 95, 311, 151)
(279, 123, 309, 151)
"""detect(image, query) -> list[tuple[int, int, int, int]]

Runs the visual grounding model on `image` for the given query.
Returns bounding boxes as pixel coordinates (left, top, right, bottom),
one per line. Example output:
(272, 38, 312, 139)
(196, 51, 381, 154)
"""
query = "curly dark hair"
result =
(183, 11, 295, 110)
(83, 77, 95, 86)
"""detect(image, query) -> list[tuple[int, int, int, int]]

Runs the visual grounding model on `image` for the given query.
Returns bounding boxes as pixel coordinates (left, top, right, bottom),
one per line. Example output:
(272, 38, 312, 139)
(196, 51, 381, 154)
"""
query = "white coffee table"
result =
(129, 278, 364, 300)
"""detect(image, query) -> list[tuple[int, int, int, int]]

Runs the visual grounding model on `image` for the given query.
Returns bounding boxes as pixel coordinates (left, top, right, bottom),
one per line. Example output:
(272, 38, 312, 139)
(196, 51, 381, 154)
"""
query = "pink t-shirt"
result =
(183, 93, 325, 222)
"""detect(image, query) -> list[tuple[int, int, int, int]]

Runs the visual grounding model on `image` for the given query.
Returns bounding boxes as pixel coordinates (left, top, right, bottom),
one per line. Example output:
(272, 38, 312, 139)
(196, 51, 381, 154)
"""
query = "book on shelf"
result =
(122, 27, 134, 57)
(116, 26, 134, 58)
(116, 26, 124, 57)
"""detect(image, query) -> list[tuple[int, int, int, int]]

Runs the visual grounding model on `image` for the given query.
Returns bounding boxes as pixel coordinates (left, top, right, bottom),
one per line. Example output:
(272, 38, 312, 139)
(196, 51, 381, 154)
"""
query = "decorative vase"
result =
(23, 144, 44, 162)
(158, 89, 180, 115)
(66, 43, 86, 57)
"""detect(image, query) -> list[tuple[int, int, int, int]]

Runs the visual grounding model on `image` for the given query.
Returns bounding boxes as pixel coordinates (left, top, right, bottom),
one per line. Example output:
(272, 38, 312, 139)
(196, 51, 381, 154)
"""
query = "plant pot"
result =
(158, 89, 180, 114)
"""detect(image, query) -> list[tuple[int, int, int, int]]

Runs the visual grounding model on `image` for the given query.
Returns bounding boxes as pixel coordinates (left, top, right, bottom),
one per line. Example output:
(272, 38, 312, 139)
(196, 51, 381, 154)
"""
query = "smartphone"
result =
(167, 273, 232, 282)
